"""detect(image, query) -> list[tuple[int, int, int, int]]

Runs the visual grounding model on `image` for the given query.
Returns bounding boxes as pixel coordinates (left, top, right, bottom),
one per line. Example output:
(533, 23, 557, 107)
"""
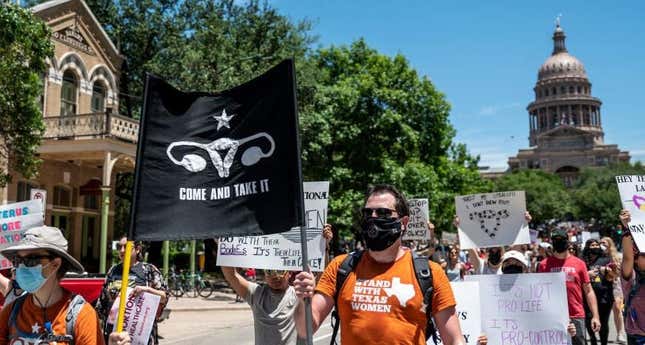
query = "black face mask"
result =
(553, 238, 569, 253)
(361, 217, 403, 252)
(502, 265, 524, 274)
(488, 251, 501, 265)
(589, 248, 603, 257)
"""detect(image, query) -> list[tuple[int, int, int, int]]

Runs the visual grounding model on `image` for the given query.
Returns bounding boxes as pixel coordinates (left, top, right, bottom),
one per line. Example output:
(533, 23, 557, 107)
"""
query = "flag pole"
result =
(115, 241, 133, 332)
(289, 59, 314, 345)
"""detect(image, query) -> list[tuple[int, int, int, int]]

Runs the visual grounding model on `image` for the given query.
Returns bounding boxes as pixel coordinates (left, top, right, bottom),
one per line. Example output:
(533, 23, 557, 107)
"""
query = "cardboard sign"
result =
(455, 191, 529, 249)
(0, 200, 45, 268)
(217, 181, 329, 271)
(616, 175, 645, 251)
(428, 281, 482, 345)
(108, 289, 161, 345)
(465, 272, 570, 345)
(403, 198, 430, 240)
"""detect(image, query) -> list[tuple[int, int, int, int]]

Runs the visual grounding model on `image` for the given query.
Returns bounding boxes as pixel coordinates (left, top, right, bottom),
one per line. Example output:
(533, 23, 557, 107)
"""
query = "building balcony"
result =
(43, 112, 139, 143)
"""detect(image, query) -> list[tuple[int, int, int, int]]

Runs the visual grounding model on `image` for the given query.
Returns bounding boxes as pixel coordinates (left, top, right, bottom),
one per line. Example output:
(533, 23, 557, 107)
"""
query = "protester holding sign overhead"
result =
(538, 228, 600, 345)
(220, 227, 332, 345)
(618, 210, 645, 344)
(0, 226, 104, 344)
(293, 184, 464, 345)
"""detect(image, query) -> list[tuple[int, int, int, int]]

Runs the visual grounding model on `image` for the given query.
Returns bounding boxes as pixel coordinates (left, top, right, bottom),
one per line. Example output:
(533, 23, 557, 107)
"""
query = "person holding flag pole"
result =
(114, 59, 318, 344)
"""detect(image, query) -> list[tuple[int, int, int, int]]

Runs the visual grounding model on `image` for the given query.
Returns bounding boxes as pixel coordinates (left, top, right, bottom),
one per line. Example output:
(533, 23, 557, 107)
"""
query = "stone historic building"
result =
(508, 23, 629, 185)
(0, 0, 139, 273)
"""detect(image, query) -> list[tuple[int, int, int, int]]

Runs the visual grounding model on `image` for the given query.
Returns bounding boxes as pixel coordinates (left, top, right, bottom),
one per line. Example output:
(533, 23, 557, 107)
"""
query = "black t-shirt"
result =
(585, 256, 615, 306)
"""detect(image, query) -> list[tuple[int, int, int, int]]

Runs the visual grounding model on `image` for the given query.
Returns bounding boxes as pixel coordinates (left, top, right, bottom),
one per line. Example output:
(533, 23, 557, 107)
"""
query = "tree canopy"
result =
(300, 40, 489, 237)
(0, 4, 52, 187)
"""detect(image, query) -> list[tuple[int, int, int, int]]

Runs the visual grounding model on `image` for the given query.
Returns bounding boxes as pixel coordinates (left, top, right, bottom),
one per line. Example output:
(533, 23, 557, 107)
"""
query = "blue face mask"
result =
(16, 263, 51, 293)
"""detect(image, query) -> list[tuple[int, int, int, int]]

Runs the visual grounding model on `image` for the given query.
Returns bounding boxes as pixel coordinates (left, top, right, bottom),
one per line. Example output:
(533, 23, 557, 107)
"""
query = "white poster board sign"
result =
(465, 272, 570, 345)
(108, 289, 161, 345)
(616, 175, 645, 251)
(428, 281, 481, 345)
(455, 191, 529, 249)
(403, 198, 430, 240)
(217, 181, 330, 271)
(30, 188, 47, 217)
(580, 231, 591, 244)
(0, 200, 45, 268)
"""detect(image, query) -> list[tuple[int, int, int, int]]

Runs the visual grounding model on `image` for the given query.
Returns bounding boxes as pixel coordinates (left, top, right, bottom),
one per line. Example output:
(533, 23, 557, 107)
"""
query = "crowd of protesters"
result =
(0, 185, 640, 345)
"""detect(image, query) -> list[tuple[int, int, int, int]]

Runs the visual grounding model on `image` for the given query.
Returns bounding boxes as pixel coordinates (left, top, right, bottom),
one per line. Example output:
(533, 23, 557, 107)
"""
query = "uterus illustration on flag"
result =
(131, 60, 304, 241)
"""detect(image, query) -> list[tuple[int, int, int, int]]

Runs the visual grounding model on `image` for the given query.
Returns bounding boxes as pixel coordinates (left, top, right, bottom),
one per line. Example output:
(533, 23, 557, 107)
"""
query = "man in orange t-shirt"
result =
(0, 226, 104, 345)
(293, 185, 465, 345)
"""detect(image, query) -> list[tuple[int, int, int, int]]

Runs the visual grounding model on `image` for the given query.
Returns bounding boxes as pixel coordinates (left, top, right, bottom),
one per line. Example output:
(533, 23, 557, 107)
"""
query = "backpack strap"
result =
(330, 250, 363, 345)
(411, 252, 437, 343)
(8, 293, 35, 339)
(65, 294, 87, 345)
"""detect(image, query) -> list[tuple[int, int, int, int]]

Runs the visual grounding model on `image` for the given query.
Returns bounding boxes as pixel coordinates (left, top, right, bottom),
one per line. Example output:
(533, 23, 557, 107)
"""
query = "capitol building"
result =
(507, 23, 630, 185)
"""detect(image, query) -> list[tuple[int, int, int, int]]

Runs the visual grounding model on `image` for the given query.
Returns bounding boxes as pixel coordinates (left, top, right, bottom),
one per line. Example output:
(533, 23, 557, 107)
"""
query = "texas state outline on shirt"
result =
(351, 277, 416, 313)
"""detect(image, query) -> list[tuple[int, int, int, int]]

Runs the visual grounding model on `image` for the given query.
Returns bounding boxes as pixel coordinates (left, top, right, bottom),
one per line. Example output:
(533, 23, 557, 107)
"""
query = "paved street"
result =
(158, 295, 335, 345)
(159, 294, 621, 344)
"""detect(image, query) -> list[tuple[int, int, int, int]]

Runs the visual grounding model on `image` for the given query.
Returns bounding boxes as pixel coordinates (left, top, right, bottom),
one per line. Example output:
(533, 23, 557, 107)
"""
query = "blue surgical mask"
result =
(16, 263, 50, 293)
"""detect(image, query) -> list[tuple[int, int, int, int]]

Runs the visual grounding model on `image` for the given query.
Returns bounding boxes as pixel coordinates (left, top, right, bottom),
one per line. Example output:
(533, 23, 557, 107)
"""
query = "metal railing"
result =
(43, 112, 139, 143)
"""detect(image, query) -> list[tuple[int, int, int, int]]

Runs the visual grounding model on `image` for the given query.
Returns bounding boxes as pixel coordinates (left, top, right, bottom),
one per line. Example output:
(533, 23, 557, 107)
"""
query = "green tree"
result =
(572, 162, 645, 229)
(493, 169, 576, 224)
(300, 40, 489, 238)
(0, 4, 53, 186)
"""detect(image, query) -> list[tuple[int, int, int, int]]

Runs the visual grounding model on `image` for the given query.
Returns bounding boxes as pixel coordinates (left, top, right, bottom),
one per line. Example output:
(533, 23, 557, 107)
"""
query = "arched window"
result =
(91, 82, 106, 112)
(577, 86, 581, 94)
(552, 87, 556, 95)
(60, 70, 77, 116)
(569, 86, 574, 94)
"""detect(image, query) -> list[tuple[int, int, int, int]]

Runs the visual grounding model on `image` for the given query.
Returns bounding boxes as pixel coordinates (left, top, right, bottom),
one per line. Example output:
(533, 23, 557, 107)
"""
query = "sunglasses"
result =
(12, 255, 55, 268)
(361, 207, 397, 219)
(265, 269, 289, 276)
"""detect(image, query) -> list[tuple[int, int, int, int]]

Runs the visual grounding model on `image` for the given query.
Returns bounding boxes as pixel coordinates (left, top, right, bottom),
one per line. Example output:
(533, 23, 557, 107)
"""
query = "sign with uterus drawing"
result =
(455, 191, 530, 249)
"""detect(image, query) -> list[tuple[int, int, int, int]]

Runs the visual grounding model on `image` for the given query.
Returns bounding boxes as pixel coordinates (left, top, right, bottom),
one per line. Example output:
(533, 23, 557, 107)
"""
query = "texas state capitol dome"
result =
(506, 23, 629, 186)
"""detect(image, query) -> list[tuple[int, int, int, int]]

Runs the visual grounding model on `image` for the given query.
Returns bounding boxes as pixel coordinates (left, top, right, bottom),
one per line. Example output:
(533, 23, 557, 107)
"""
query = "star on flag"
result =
(212, 109, 235, 130)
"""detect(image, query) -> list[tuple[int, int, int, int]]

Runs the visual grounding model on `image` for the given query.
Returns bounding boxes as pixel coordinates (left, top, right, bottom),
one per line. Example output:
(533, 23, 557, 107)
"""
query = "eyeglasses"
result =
(361, 207, 397, 219)
(12, 255, 55, 268)
(265, 269, 288, 276)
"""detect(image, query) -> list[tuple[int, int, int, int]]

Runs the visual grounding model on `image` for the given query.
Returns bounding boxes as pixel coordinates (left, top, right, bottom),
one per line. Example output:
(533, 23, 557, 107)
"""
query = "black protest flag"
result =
(129, 60, 305, 241)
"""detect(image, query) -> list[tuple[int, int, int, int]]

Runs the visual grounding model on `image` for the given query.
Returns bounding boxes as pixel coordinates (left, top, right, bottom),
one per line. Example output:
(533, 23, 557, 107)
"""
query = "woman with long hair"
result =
(600, 236, 626, 343)
(443, 246, 466, 281)
(582, 238, 617, 345)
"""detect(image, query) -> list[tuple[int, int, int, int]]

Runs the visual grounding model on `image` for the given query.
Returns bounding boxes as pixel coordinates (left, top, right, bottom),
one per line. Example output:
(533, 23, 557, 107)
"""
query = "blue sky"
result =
(274, 1, 645, 168)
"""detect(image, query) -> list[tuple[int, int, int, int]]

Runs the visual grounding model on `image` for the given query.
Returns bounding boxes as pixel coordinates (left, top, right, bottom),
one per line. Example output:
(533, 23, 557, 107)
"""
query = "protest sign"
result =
(580, 231, 591, 244)
(108, 288, 161, 345)
(30, 188, 47, 217)
(616, 175, 645, 251)
(455, 191, 529, 249)
(441, 232, 458, 245)
(217, 181, 329, 271)
(0, 200, 45, 268)
(403, 198, 430, 240)
(465, 272, 570, 345)
(428, 281, 481, 345)
(529, 229, 538, 244)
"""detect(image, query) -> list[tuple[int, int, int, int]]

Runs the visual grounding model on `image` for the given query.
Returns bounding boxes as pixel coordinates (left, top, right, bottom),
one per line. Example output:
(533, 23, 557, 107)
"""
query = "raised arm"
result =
(620, 209, 634, 280)
(293, 271, 334, 337)
(221, 266, 252, 300)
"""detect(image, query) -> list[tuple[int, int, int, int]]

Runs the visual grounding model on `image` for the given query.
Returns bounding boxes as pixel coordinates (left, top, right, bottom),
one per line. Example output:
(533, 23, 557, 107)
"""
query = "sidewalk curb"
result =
(167, 304, 250, 312)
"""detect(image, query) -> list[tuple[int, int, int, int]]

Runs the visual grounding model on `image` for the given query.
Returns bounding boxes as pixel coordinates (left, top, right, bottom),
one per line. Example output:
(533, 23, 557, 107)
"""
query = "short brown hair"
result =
(365, 184, 410, 217)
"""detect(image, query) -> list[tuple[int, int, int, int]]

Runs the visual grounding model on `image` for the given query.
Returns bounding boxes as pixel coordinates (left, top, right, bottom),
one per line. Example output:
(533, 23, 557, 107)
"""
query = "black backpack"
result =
(330, 250, 437, 345)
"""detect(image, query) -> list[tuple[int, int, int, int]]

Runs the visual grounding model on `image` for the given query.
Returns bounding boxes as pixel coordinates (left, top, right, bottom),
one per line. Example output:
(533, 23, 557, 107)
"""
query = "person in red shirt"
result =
(538, 228, 600, 345)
